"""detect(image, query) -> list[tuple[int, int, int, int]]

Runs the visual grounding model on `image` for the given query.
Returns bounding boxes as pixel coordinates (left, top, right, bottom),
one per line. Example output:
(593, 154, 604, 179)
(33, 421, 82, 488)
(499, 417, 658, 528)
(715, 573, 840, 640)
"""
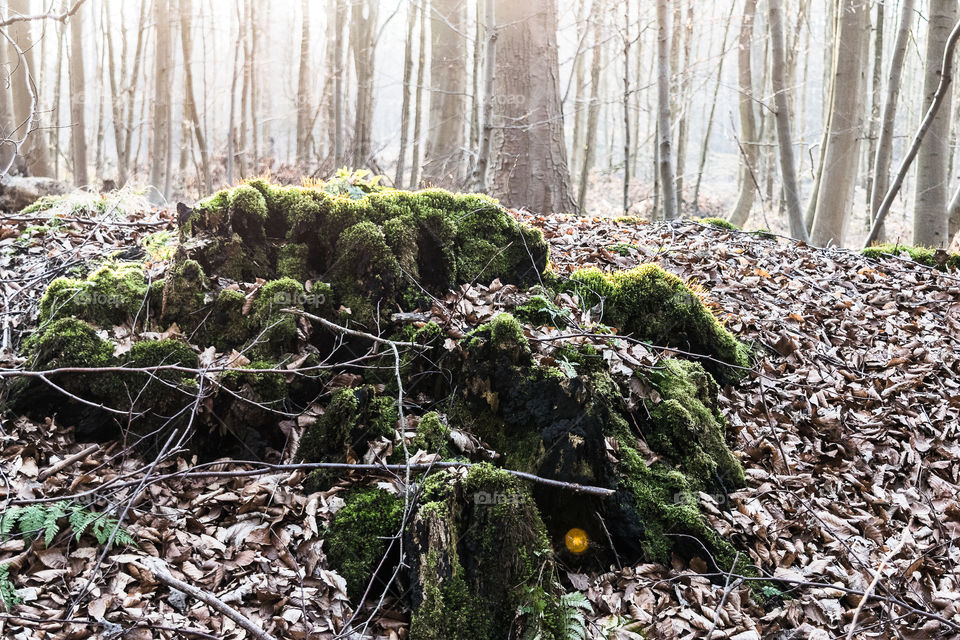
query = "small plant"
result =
(0, 564, 18, 609)
(0, 501, 136, 548)
(142, 230, 177, 263)
(518, 585, 593, 640)
(321, 168, 386, 200)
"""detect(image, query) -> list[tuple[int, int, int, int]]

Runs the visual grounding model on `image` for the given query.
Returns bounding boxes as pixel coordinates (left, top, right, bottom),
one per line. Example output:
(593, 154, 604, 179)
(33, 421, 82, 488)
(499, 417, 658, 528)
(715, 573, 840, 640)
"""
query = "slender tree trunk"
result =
(179, 0, 211, 193)
(578, 5, 604, 213)
(0, 33, 11, 171)
(914, 0, 957, 247)
(248, 0, 259, 168)
(395, 1, 417, 188)
(729, 0, 758, 227)
(423, 0, 468, 186)
(333, 0, 345, 168)
(569, 0, 591, 181)
(656, 0, 678, 220)
(810, 0, 869, 247)
(674, 0, 694, 209)
(767, 0, 809, 242)
(491, 0, 576, 212)
(149, 0, 173, 201)
(870, 0, 914, 242)
(949, 181, 960, 239)
(227, 4, 243, 185)
(622, 0, 631, 214)
(296, 0, 311, 168)
(350, 0, 378, 168)
(694, 0, 735, 210)
(410, 0, 428, 187)
(467, 0, 482, 179)
(473, 0, 496, 192)
(863, 0, 884, 223)
(68, 0, 88, 185)
(106, 1, 126, 185)
(8, 0, 54, 176)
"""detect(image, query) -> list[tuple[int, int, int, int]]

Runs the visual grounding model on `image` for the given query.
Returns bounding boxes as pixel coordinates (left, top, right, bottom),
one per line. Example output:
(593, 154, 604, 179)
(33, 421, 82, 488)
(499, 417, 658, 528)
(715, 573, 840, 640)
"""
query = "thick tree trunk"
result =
(423, 0, 467, 187)
(913, 0, 957, 247)
(68, 0, 88, 186)
(728, 0, 758, 227)
(656, 0, 678, 221)
(149, 0, 173, 201)
(810, 0, 868, 247)
(350, 0, 378, 169)
(767, 0, 809, 242)
(870, 0, 914, 242)
(8, 0, 54, 177)
(490, 0, 575, 213)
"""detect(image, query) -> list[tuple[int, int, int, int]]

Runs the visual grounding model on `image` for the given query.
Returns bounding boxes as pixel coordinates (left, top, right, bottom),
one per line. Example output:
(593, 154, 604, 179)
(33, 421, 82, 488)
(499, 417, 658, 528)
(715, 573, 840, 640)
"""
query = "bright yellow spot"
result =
(564, 528, 589, 554)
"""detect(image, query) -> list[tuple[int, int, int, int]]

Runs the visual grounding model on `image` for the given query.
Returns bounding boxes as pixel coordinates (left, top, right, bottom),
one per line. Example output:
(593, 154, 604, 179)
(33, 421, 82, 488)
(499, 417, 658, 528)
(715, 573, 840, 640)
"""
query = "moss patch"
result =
(862, 243, 960, 271)
(298, 386, 398, 463)
(694, 216, 739, 231)
(38, 261, 149, 327)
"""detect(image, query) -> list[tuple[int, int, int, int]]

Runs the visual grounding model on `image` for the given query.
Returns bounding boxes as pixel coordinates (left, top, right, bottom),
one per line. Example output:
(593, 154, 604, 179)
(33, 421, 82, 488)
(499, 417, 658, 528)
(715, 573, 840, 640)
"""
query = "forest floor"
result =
(1, 197, 960, 639)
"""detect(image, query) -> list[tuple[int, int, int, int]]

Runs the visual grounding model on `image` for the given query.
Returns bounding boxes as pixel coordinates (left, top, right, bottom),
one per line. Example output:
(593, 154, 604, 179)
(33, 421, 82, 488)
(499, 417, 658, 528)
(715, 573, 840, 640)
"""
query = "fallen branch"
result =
(135, 556, 278, 640)
(38, 444, 99, 481)
(281, 308, 424, 349)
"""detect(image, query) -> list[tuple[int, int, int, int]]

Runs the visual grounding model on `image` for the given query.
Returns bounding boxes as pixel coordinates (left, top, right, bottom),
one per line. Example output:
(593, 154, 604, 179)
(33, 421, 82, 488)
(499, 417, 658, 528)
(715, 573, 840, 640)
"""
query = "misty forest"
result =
(1, 0, 960, 638)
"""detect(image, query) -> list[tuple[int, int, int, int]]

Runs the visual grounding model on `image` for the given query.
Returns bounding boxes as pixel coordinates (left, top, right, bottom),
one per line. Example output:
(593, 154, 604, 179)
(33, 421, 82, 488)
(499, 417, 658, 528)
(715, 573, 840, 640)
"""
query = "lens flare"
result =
(564, 528, 589, 554)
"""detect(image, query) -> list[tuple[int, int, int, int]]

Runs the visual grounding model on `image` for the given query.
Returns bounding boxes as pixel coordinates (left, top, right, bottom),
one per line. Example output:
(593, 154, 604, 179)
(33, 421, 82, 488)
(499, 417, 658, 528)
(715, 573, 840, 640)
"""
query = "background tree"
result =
(8, 0, 53, 176)
(148, 0, 172, 201)
(67, 0, 87, 186)
(655, 0, 677, 221)
(490, 0, 575, 213)
(423, 0, 467, 187)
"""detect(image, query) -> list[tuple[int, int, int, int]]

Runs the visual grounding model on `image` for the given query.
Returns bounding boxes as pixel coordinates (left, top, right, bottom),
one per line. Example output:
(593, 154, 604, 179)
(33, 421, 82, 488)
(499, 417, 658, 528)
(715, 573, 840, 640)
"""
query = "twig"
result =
(134, 556, 278, 640)
(38, 444, 100, 481)
(0, 0, 88, 27)
(281, 308, 423, 348)
(846, 521, 912, 640)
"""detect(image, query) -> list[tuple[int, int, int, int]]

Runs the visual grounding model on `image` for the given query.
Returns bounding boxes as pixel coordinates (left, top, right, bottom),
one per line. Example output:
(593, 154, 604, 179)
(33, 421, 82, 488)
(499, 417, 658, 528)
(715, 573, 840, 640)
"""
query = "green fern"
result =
(558, 591, 592, 640)
(0, 564, 19, 609)
(518, 585, 593, 640)
(1, 502, 134, 549)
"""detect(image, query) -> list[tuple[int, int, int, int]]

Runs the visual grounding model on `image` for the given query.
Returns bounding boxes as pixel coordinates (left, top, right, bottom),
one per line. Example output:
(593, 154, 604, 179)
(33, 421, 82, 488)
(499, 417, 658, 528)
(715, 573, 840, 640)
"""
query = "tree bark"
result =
(410, 0, 427, 187)
(148, 0, 173, 202)
(394, 1, 417, 188)
(8, 0, 54, 177)
(0, 14, 14, 172)
(472, 0, 496, 192)
(295, 0, 311, 168)
(767, 0, 809, 242)
(577, 4, 604, 213)
(423, 0, 467, 187)
(674, 0, 694, 209)
(656, 0, 678, 220)
(68, 0, 88, 186)
(810, 0, 869, 247)
(863, 0, 884, 225)
(333, 0, 345, 168)
(870, 0, 914, 242)
(490, 0, 576, 213)
(350, 0, 378, 169)
(728, 0, 758, 227)
(180, 0, 211, 194)
(913, 0, 957, 247)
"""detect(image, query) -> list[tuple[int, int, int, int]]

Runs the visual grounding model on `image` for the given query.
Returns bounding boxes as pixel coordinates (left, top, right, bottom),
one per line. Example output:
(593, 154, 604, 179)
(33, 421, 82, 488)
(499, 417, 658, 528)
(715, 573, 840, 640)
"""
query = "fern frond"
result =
(16, 505, 47, 539)
(0, 564, 20, 609)
(0, 507, 23, 539)
(41, 501, 68, 546)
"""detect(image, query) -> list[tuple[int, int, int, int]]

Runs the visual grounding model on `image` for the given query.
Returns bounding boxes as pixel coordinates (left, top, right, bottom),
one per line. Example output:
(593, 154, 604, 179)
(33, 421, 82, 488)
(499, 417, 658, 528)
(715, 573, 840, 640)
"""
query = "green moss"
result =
(330, 221, 401, 326)
(276, 243, 310, 281)
(38, 262, 149, 327)
(24, 318, 115, 370)
(160, 259, 207, 328)
(325, 487, 404, 600)
(221, 360, 287, 403)
(251, 278, 304, 355)
(410, 412, 450, 456)
(124, 339, 198, 387)
(298, 386, 398, 463)
(607, 242, 638, 256)
(567, 265, 751, 382)
(515, 295, 569, 328)
(694, 216, 739, 231)
(613, 215, 645, 225)
(862, 243, 960, 271)
(202, 289, 250, 351)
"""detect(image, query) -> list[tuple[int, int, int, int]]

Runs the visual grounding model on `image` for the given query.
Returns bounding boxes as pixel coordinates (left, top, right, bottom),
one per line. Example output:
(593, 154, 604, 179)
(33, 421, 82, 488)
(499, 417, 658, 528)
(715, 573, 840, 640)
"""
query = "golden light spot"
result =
(564, 528, 589, 554)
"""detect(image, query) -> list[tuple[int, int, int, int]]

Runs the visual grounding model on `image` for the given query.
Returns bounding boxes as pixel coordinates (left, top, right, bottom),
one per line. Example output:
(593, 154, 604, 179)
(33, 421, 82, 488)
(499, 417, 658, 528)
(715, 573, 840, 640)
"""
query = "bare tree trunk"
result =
(394, 1, 417, 188)
(674, 0, 694, 209)
(149, 0, 173, 201)
(729, 0, 758, 227)
(694, 0, 735, 211)
(106, 1, 126, 184)
(569, 0, 591, 181)
(296, 0, 311, 168)
(248, 0, 259, 168)
(949, 181, 960, 239)
(227, 4, 243, 186)
(423, 0, 467, 186)
(914, 0, 957, 247)
(179, 0, 211, 193)
(577, 4, 604, 213)
(810, 0, 869, 247)
(0, 32, 11, 170)
(491, 0, 576, 212)
(472, 0, 496, 192)
(333, 0, 345, 168)
(410, 0, 427, 187)
(8, 0, 54, 176)
(68, 0, 88, 185)
(655, 0, 678, 221)
(467, 0, 482, 180)
(863, 0, 884, 223)
(621, 0, 631, 214)
(350, 0, 378, 169)
(870, 0, 914, 242)
(767, 0, 809, 242)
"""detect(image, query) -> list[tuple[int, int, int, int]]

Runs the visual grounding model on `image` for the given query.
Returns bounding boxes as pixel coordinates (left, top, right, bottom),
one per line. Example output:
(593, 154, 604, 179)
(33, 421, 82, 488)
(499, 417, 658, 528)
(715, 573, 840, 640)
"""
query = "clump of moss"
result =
(160, 259, 207, 328)
(566, 265, 751, 382)
(221, 361, 286, 404)
(410, 412, 450, 456)
(694, 216, 739, 231)
(325, 487, 404, 600)
(298, 386, 398, 463)
(515, 295, 570, 328)
(38, 261, 149, 327)
(24, 317, 115, 370)
(862, 243, 960, 271)
(276, 243, 310, 281)
(251, 278, 304, 355)
(201, 289, 249, 351)
(330, 221, 401, 325)
(607, 242, 638, 256)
